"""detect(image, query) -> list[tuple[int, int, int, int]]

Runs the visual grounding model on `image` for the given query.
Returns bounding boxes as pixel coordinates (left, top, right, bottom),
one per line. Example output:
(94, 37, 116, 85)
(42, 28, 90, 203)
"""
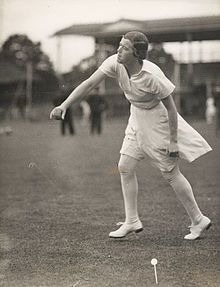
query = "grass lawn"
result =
(0, 117, 219, 287)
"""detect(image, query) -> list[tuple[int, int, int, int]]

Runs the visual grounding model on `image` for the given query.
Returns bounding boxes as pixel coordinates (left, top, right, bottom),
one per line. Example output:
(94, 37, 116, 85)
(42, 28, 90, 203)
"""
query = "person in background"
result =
(13, 82, 26, 119)
(79, 100, 91, 127)
(53, 87, 75, 136)
(205, 97, 216, 125)
(213, 85, 220, 136)
(50, 31, 212, 240)
(87, 87, 108, 135)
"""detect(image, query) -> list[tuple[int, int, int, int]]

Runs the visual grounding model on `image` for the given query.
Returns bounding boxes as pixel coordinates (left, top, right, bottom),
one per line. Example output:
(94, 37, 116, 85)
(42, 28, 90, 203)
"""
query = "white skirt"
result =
(120, 103, 212, 171)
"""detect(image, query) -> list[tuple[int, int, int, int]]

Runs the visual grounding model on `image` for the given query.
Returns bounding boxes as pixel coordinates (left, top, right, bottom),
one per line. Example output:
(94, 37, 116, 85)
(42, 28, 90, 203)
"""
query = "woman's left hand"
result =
(168, 142, 179, 157)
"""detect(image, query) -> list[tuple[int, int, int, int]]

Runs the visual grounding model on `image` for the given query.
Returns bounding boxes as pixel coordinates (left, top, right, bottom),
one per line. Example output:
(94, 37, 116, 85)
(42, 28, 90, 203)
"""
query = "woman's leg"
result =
(161, 164, 203, 226)
(109, 154, 143, 238)
(161, 164, 211, 240)
(118, 154, 140, 224)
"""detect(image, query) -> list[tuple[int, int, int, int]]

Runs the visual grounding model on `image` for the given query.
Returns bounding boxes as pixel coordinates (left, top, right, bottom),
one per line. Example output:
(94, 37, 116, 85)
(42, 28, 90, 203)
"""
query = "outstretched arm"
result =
(50, 69, 106, 120)
(162, 95, 179, 157)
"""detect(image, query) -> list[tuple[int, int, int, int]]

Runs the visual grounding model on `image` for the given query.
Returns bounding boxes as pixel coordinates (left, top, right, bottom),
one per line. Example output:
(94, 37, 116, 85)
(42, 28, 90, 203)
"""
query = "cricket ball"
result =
(54, 108, 63, 120)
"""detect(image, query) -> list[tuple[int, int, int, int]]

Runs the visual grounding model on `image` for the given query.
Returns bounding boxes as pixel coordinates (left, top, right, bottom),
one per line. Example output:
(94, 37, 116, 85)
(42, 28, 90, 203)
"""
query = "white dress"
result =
(99, 54, 212, 171)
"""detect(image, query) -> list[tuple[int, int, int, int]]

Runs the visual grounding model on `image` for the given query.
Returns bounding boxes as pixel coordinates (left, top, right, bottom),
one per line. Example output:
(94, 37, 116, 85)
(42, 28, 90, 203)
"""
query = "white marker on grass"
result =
(151, 258, 158, 284)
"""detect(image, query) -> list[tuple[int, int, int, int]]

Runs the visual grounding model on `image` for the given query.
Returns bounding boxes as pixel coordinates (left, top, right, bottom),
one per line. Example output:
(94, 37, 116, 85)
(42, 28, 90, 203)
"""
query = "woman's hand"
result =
(168, 142, 179, 157)
(50, 106, 66, 120)
(162, 95, 179, 158)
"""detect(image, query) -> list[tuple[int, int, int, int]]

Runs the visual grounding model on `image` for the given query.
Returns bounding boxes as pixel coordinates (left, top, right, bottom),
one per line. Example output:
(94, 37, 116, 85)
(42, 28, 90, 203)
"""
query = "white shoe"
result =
(109, 220, 143, 238)
(184, 216, 212, 240)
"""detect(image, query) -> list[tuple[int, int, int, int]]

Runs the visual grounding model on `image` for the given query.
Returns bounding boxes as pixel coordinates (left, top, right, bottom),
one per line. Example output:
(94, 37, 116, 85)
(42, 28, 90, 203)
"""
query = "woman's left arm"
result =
(162, 95, 179, 157)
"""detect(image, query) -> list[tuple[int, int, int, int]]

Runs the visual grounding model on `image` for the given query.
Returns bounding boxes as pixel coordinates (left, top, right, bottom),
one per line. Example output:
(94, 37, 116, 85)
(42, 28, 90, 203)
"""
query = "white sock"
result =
(162, 165, 203, 226)
(118, 155, 140, 224)
(120, 172, 139, 224)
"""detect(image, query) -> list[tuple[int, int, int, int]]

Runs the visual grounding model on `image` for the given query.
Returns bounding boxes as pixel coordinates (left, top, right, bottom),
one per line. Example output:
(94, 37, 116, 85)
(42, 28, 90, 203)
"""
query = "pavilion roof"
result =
(53, 16, 220, 42)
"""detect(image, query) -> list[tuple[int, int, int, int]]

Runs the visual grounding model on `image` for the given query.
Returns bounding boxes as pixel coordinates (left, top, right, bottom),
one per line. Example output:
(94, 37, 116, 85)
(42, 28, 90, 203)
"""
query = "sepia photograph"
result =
(0, 0, 219, 286)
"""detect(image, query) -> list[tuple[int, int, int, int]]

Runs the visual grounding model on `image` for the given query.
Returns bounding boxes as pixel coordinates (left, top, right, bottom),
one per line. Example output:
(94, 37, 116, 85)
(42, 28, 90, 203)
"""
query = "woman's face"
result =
(117, 37, 135, 65)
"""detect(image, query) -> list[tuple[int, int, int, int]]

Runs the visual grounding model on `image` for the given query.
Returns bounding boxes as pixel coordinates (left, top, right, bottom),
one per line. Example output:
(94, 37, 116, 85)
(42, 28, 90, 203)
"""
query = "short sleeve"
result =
(153, 74, 175, 100)
(98, 54, 117, 78)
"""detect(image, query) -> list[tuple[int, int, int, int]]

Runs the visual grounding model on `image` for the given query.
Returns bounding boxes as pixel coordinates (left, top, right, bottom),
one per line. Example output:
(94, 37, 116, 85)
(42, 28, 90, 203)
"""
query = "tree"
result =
(0, 34, 54, 72)
(0, 34, 59, 110)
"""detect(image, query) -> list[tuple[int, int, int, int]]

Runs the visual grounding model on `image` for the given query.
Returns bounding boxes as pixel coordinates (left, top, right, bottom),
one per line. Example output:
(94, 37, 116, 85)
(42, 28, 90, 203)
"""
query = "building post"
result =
(174, 61, 181, 113)
(56, 36, 64, 87)
(186, 33, 193, 82)
(96, 39, 107, 95)
(26, 61, 33, 120)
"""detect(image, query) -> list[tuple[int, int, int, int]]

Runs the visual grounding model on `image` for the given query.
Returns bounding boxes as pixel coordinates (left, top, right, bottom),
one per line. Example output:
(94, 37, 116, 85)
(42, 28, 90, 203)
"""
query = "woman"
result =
(50, 31, 212, 240)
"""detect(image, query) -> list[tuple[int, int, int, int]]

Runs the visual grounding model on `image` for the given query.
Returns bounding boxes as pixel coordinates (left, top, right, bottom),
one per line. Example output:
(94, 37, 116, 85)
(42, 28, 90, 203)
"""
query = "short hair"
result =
(124, 31, 149, 60)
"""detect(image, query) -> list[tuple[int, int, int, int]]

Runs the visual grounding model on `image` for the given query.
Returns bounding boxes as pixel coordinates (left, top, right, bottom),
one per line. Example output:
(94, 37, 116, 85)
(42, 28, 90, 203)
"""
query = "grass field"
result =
(0, 117, 219, 287)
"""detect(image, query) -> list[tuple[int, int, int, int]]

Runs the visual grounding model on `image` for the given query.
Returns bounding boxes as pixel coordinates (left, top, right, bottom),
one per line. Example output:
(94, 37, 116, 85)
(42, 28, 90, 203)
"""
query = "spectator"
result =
(53, 88, 75, 136)
(87, 88, 108, 135)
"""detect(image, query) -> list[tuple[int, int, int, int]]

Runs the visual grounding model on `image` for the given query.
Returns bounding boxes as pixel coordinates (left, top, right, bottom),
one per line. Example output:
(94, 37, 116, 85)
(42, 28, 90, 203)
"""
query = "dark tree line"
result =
(0, 34, 59, 105)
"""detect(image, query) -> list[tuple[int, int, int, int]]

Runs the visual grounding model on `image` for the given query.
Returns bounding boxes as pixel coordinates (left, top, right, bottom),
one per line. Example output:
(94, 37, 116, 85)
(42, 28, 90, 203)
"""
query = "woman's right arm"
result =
(50, 69, 106, 120)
